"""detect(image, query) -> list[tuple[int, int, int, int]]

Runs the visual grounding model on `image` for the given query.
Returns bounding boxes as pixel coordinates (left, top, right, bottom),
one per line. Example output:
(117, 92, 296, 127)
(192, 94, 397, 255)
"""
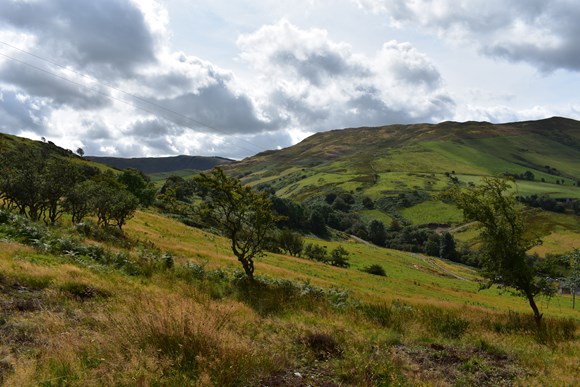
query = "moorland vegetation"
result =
(0, 120, 579, 385)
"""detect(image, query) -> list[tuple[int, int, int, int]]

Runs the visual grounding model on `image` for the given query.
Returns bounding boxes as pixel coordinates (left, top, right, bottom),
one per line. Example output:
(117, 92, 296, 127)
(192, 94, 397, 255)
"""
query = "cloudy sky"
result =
(1, 0, 579, 159)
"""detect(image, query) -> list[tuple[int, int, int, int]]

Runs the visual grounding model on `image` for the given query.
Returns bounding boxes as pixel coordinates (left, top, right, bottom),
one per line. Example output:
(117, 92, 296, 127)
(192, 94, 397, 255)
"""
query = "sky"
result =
(1, 0, 579, 159)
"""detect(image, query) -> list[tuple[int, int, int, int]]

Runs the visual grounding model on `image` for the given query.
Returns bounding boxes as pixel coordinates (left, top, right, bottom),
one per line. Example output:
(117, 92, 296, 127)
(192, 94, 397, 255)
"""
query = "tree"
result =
(76, 147, 85, 157)
(439, 232, 457, 261)
(561, 249, 580, 309)
(328, 246, 350, 268)
(368, 219, 386, 247)
(64, 180, 98, 224)
(424, 233, 440, 257)
(195, 168, 278, 281)
(118, 168, 156, 207)
(92, 174, 138, 230)
(447, 177, 555, 325)
(277, 229, 304, 257)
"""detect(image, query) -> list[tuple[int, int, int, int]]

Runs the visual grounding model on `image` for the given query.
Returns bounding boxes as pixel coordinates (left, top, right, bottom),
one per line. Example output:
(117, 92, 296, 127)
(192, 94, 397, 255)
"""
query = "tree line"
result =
(0, 143, 154, 229)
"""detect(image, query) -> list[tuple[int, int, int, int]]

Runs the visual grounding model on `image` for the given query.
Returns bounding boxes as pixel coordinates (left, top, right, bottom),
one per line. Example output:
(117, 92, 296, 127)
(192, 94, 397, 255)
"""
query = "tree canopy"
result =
(195, 168, 278, 280)
(447, 177, 555, 324)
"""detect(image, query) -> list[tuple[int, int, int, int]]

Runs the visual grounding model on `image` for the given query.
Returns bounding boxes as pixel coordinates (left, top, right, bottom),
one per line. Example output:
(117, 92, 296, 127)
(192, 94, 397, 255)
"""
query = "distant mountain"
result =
(220, 117, 580, 230)
(226, 116, 580, 199)
(86, 155, 234, 174)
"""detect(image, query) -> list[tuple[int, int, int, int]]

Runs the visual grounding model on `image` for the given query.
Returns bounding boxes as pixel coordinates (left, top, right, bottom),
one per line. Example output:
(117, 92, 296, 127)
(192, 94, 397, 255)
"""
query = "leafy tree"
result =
(303, 243, 328, 262)
(368, 219, 386, 247)
(447, 177, 555, 324)
(328, 246, 350, 268)
(439, 232, 457, 261)
(118, 168, 156, 207)
(92, 174, 139, 230)
(195, 168, 278, 281)
(277, 229, 304, 257)
(41, 158, 84, 224)
(307, 208, 328, 237)
(0, 145, 46, 220)
(76, 147, 84, 157)
(271, 196, 306, 229)
(424, 233, 440, 257)
(561, 249, 580, 309)
(362, 196, 374, 209)
(362, 264, 386, 276)
(64, 180, 98, 224)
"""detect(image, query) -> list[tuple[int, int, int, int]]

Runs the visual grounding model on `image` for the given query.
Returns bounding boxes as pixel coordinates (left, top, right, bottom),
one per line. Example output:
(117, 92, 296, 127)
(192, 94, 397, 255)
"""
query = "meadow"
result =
(0, 209, 577, 385)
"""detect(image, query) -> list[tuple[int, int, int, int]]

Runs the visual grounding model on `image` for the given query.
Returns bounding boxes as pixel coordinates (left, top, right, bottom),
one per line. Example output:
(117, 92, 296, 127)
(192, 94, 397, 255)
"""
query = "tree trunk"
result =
(238, 256, 255, 281)
(526, 291, 543, 326)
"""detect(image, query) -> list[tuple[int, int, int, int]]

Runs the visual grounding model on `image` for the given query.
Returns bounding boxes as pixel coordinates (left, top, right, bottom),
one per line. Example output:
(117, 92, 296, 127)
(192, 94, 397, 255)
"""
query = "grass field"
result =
(0, 209, 578, 385)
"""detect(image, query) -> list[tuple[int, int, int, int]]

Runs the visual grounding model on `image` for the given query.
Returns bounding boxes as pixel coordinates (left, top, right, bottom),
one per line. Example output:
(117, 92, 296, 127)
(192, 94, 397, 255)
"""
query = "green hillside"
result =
(221, 117, 580, 252)
(0, 133, 112, 173)
(229, 117, 580, 199)
(0, 209, 577, 385)
(86, 155, 233, 174)
(0, 125, 578, 385)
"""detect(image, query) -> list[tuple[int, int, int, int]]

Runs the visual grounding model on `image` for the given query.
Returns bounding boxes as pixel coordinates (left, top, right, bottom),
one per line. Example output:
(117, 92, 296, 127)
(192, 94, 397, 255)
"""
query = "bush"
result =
(303, 243, 328, 262)
(328, 246, 350, 268)
(362, 264, 387, 276)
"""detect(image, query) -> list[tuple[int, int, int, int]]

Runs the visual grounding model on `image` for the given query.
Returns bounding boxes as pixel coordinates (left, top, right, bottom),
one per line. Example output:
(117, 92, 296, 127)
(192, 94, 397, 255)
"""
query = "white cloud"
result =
(238, 20, 454, 131)
(354, 0, 580, 72)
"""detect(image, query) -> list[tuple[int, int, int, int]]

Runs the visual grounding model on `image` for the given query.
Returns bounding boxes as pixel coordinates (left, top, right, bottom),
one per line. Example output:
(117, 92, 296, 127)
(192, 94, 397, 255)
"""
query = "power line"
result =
(0, 41, 268, 155)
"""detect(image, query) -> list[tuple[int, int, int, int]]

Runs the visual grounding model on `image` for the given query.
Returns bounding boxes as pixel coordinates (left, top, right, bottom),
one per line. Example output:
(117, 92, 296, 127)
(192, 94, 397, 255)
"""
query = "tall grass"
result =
(108, 295, 277, 385)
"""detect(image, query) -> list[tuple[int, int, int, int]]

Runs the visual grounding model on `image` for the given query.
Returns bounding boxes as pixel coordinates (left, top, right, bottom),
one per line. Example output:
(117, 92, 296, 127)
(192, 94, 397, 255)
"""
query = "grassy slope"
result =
(1, 210, 578, 385)
(222, 118, 580, 250)
(0, 132, 114, 173)
(228, 117, 580, 201)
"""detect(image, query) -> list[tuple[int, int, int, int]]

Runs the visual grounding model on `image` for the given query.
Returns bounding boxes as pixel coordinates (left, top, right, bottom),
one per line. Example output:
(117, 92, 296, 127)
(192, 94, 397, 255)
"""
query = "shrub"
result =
(328, 246, 350, 268)
(362, 264, 387, 276)
(303, 243, 328, 262)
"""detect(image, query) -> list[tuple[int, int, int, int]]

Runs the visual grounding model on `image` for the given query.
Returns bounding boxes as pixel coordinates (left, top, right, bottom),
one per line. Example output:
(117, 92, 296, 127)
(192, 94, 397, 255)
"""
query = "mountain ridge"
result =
(85, 155, 234, 174)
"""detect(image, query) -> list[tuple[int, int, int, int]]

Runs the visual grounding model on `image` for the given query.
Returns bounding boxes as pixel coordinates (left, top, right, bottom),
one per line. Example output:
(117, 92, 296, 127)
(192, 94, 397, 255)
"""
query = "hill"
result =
(86, 155, 234, 174)
(222, 117, 580, 253)
(229, 117, 580, 199)
(0, 126, 578, 385)
(0, 132, 112, 173)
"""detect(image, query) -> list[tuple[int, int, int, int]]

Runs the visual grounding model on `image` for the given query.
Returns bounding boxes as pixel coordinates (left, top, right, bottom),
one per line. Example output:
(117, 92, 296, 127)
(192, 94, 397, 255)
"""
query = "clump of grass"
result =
(111, 296, 277, 385)
(485, 311, 577, 344)
(59, 282, 111, 301)
(420, 306, 470, 339)
(359, 300, 415, 333)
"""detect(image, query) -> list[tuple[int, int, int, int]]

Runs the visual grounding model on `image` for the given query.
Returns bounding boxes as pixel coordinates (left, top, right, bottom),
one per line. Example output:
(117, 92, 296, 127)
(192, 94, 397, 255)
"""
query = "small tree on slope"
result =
(195, 168, 278, 281)
(446, 177, 556, 325)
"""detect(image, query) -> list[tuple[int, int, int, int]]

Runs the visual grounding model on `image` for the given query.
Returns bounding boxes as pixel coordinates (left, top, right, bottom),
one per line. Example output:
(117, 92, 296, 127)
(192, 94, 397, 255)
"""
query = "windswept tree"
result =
(195, 168, 278, 281)
(561, 248, 580, 309)
(447, 177, 556, 325)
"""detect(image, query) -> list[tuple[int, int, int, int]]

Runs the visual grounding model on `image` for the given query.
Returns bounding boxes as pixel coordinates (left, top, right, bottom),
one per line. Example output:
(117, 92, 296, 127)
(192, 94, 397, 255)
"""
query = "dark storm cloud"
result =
(0, 61, 111, 110)
(147, 79, 284, 135)
(269, 89, 330, 125)
(128, 118, 176, 138)
(0, 89, 49, 134)
(0, 0, 158, 78)
(272, 49, 370, 86)
(82, 120, 113, 140)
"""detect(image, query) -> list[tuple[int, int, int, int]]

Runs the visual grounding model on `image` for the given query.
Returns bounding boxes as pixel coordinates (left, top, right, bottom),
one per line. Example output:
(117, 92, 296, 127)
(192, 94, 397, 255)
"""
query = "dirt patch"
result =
(300, 333, 343, 360)
(392, 343, 528, 386)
